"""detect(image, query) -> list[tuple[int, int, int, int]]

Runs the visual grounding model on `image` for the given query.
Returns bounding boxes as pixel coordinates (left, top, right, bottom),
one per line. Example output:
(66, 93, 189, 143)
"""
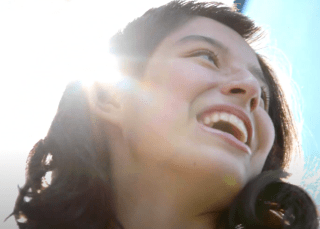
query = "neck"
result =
(106, 126, 224, 229)
(112, 161, 222, 229)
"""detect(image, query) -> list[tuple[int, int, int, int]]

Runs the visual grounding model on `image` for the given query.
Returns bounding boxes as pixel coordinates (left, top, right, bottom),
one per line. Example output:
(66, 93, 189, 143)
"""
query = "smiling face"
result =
(116, 16, 275, 207)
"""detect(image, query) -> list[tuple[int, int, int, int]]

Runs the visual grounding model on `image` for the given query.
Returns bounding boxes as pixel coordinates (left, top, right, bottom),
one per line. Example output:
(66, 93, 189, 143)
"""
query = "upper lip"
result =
(196, 104, 253, 146)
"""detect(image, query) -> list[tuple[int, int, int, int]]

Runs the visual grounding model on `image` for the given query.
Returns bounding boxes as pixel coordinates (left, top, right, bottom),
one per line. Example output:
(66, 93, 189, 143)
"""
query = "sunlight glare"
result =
(80, 52, 124, 88)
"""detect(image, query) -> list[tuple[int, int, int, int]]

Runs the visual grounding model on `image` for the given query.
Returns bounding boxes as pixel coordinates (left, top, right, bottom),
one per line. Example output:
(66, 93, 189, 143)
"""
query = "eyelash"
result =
(188, 50, 219, 67)
(261, 85, 270, 110)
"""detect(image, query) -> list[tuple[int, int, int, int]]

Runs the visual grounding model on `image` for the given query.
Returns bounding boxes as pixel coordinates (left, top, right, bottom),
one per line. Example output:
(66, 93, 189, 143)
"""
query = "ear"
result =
(86, 82, 123, 127)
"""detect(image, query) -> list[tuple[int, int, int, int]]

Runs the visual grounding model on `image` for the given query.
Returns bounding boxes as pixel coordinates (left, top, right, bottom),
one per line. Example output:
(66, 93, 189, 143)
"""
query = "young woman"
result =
(11, 1, 319, 228)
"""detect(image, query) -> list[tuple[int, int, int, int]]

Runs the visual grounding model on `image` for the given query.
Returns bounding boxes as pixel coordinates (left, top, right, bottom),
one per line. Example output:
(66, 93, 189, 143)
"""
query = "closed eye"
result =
(187, 50, 219, 68)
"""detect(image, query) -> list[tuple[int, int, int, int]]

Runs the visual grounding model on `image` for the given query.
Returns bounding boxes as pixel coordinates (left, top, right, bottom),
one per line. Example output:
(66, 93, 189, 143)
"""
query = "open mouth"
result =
(211, 120, 246, 143)
(197, 111, 249, 145)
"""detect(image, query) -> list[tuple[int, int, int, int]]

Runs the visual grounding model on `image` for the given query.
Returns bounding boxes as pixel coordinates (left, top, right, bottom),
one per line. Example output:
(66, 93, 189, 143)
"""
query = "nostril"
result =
(230, 88, 245, 94)
(250, 98, 257, 111)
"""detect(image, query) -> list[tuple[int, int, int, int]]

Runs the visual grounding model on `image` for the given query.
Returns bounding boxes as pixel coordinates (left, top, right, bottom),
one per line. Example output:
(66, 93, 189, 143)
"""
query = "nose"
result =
(220, 70, 261, 112)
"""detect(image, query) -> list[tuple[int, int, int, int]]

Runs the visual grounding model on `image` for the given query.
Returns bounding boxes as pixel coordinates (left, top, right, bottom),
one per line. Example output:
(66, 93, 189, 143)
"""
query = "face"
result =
(118, 17, 275, 204)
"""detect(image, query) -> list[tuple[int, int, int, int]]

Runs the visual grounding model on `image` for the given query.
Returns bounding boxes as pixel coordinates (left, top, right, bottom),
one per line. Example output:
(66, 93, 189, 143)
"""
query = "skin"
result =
(90, 17, 275, 229)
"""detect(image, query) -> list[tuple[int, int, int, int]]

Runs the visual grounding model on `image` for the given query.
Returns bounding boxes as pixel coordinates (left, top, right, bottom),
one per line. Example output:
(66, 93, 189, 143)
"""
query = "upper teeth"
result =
(200, 112, 248, 143)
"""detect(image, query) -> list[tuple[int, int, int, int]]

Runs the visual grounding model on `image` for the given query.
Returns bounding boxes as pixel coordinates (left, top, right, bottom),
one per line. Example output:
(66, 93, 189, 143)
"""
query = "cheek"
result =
(250, 109, 275, 176)
(121, 86, 189, 162)
(145, 58, 216, 100)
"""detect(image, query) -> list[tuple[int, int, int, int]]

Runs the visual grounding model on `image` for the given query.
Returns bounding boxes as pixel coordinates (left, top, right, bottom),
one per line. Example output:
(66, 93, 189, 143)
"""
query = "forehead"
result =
(149, 16, 266, 84)
(156, 17, 259, 64)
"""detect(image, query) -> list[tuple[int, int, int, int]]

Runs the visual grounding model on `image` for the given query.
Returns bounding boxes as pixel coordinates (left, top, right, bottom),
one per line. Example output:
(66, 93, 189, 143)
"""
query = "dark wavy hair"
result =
(10, 1, 319, 228)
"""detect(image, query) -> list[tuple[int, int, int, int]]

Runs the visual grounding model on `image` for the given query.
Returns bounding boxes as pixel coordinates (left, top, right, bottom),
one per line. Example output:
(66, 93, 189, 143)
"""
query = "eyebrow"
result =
(175, 35, 229, 52)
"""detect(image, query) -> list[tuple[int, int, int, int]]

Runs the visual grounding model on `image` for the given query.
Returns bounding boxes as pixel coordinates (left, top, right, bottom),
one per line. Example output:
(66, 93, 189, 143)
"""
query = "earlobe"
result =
(86, 82, 123, 127)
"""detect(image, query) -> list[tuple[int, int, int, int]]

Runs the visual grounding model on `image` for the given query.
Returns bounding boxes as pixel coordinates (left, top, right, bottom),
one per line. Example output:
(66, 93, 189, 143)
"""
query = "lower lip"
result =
(197, 123, 252, 155)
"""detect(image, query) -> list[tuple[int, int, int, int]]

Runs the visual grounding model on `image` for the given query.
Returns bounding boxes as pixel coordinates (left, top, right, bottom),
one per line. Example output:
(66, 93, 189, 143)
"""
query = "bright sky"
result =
(244, 0, 320, 206)
(0, 0, 234, 228)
